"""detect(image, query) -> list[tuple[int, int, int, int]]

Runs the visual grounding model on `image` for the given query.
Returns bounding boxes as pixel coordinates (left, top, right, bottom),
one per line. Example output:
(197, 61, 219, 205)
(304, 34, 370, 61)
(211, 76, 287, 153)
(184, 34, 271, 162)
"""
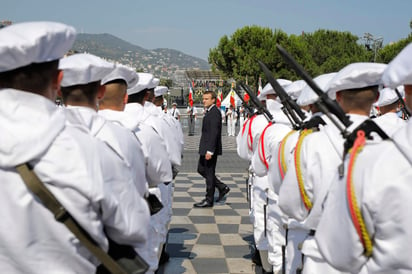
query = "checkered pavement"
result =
(182, 132, 239, 152)
(158, 172, 258, 274)
(154, 120, 267, 273)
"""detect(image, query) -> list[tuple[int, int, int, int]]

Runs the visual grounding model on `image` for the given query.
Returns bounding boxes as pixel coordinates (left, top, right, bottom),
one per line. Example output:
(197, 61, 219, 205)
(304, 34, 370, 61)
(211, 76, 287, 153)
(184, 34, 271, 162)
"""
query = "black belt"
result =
(308, 229, 316, 236)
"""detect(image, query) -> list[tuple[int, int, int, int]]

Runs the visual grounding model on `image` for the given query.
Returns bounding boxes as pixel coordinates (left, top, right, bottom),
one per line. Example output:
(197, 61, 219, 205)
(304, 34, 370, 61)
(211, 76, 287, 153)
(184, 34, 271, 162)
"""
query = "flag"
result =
(217, 89, 222, 108)
(230, 82, 236, 107)
(244, 76, 250, 103)
(188, 83, 194, 107)
(230, 90, 235, 107)
(257, 77, 262, 96)
(243, 92, 250, 103)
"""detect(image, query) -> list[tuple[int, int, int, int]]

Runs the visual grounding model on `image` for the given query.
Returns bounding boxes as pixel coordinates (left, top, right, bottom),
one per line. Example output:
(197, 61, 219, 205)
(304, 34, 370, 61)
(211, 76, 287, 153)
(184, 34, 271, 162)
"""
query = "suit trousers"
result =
(197, 154, 226, 203)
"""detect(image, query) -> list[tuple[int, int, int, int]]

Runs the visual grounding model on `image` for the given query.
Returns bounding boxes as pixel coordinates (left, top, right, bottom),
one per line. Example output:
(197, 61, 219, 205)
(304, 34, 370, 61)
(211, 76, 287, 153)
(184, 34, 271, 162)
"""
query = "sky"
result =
(2, 0, 411, 61)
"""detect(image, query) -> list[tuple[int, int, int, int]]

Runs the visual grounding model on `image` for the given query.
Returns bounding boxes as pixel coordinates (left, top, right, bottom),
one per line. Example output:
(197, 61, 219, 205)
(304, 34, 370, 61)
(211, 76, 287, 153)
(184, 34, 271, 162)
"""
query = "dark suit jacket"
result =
(199, 105, 222, 156)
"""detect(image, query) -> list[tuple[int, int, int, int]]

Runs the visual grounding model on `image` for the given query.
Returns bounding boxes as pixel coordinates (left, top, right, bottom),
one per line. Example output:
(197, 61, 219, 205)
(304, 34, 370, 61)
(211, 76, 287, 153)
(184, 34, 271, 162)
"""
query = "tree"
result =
(209, 27, 380, 88)
(300, 29, 370, 74)
(377, 35, 412, 64)
(209, 26, 288, 92)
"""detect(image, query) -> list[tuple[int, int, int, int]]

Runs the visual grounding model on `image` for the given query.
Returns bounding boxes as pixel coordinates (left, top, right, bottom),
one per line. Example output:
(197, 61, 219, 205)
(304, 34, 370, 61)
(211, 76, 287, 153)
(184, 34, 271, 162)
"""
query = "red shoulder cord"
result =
(242, 117, 250, 135)
(247, 115, 257, 152)
(259, 122, 273, 170)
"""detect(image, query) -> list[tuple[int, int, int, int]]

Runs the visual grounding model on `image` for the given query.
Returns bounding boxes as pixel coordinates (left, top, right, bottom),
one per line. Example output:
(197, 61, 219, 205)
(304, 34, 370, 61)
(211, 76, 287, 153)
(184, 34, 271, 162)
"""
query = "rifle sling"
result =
(15, 163, 128, 274)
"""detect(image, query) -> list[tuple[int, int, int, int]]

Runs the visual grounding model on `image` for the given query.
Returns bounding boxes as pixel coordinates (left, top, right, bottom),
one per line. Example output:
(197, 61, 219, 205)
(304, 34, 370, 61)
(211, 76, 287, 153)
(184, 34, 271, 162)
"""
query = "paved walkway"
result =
(157, 122, 265, 273)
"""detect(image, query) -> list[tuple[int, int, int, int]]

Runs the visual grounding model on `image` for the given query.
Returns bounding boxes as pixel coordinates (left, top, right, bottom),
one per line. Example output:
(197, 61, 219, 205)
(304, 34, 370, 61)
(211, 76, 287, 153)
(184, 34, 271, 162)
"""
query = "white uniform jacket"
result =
(251, 99, 292, 176)
(144, 102, 182, 167)
(316, 118, 412, 273)
(373, 112, 406, 137)
(252, 122, 291, 177)
(0, 89, 145, 273)
(236, 114, 269, 161)
(93, 108, 149, 198)
(123, 103, 173, 186)
(279, 114, 368, 228)
(64, 106, 150, 245)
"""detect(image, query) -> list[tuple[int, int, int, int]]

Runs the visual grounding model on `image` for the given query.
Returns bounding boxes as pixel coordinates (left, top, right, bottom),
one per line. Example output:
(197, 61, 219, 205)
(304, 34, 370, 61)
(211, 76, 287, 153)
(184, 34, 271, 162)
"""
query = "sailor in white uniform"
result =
(158, 87, 184, 155)
(279, 62, 387, 274)
(0, 21, 146, 273)
(316, 42, 412, 274)
(124, 74, 173, 273)
(372, 86, 407, 136)
(236, 88, 272, 272)
(251, 82, 293, 273)
(58, 52, 150, 248)
(272, 73, 335, 274)
(236, 80, 291, 273)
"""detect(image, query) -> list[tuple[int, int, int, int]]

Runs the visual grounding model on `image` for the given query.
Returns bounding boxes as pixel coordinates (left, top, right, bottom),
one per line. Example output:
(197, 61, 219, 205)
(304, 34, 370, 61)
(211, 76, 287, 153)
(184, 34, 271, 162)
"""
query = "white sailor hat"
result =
(285, 80, 307, 100)
(127, 72, 154, 95)
(258, 83, 275, 101)
(0, 21, 76, 73)
(374, 86, 404, 107)
(297, 72, 337, 106)
(148, 77, 160, 89)
(154, 85, 168, 97)
(101, 64, 139, 88)
(257, 79, 292, 101)
(59, 53, 115, 87)
(326, 62, 387, 100)
(382, 43, 412, 88)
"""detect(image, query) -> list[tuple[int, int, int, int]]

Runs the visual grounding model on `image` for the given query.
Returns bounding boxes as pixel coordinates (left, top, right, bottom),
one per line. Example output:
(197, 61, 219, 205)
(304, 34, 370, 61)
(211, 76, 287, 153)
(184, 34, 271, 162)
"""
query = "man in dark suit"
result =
(194, 90, 230, 208)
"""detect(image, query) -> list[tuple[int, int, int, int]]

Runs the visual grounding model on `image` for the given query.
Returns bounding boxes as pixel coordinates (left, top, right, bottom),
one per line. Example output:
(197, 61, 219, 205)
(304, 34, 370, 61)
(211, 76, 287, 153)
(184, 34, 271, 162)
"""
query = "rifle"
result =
(258, 60, 306, 129)
(237, 82, 274, 122)
(232, 85, 256, 116)
(276, 44, 352, 138)
(274, 44, 393, 177)
(395, 88, 410, 119)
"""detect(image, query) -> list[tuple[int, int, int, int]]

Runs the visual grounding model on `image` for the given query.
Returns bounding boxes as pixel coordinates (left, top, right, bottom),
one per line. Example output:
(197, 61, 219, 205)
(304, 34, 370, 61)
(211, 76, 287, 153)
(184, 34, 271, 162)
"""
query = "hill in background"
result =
(72, 33, 210, 79)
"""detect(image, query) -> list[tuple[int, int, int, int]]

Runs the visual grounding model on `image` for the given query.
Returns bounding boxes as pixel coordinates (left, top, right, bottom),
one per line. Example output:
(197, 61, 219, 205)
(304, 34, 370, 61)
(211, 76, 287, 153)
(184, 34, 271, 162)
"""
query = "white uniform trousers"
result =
(248, 170, 255, 225)
(285, 222, 308, 274)
(143, 187, 163, 273)
(157, 183, 171, 245)
(266, 188, 286, 272)
(251, 175, 270, 251)
(301, 236, 348, 274)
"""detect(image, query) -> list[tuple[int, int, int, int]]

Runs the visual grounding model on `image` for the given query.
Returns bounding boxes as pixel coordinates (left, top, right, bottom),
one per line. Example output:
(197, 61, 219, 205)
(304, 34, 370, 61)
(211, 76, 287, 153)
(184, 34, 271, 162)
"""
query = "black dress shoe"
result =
(158, 250, 170, 265)
(216, 186, 230, 202)
(194, 199, 213, 208)
(251, 249, 262, 266)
